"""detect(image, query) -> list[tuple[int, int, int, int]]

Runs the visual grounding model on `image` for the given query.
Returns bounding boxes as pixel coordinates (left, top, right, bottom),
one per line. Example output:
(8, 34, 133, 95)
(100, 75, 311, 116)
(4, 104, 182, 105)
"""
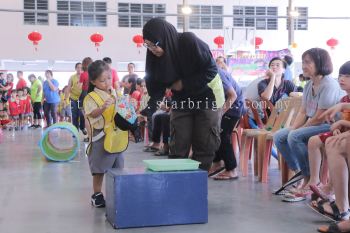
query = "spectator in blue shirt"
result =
(43, 70, 60, 127)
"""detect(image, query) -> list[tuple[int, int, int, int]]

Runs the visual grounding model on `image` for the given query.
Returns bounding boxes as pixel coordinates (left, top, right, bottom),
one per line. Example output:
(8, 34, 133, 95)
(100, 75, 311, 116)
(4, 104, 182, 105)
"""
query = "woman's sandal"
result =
(310, 200, 350, 221)
(318, 222, 350, 233)
(154, 149, 169, 156)
(143, 147, 159, 152)
(310, 184, 334, 202)
(208, 167, 225, 177)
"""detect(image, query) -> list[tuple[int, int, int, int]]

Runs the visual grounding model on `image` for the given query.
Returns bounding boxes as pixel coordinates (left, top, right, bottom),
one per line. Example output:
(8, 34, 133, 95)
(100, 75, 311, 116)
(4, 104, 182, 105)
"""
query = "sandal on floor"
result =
(208, 167, 225, 177)
(213, 174, 239, 181)
(318, 223, 350, 233)
(311, 200, 350, 221)
(310, 184, 334, 202)
(272, 171, 303, 195)
(282, 193, 306, 202)
(154, 150, 169, 156)
(143, 147, 159, 152)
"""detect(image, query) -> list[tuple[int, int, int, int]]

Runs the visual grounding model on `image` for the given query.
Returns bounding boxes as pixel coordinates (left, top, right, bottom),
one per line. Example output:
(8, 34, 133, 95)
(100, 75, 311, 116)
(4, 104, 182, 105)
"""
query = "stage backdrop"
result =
(227, 49, 292, 76)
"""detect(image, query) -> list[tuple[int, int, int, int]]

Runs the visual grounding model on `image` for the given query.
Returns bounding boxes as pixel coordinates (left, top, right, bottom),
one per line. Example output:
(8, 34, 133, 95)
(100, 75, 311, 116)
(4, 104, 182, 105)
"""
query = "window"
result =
(118, 3, 166, 27)
(24, 0, 49, 25)
(286, 7, 308, 30)
(177, 5, 223, 30)
(57, 1, 107, 27)
(233, 6, 278, 30)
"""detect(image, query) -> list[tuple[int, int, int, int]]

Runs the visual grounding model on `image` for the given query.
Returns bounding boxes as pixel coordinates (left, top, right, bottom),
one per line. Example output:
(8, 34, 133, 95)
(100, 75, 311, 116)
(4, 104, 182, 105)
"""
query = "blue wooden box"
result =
(105, 168, 208, 229)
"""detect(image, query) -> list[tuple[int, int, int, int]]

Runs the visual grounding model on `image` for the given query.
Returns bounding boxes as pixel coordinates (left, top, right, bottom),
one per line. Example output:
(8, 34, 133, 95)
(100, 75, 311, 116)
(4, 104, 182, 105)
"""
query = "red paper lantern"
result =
(255, 37, 263, 49)
(28, 31, 42, 51)
(214, 36, 224, 48)
(133, 35, 144, 48)
(90, 33, 104, 51)
(326, 38, 339, 49)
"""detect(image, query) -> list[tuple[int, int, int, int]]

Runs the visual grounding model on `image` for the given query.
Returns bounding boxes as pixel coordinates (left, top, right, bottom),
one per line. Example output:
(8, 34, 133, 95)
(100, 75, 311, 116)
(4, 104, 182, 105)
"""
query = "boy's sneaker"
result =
(91, 192, 105, 208)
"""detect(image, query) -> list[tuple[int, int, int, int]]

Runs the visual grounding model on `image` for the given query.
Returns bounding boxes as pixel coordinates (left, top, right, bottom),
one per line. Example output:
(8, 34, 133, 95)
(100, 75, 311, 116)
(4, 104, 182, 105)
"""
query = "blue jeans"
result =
(43, 102, 58, 127)
(273, 124, 330, 176)
(71, 99, 85, 131)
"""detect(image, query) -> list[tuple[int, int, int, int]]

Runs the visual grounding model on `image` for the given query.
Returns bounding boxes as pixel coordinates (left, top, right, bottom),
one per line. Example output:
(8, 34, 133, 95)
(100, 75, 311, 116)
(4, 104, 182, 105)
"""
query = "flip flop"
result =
(272, 171, 303, 195)
(154, 150, 169, 156)
(282, 193, 306, 202)
(208, 167, 225, 177)
(143, 147, 159, 152)
(213, 174, 239, 181)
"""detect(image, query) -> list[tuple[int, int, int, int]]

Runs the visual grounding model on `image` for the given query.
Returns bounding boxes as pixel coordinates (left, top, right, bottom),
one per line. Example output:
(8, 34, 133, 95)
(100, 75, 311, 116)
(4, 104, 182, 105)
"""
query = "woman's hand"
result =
(265, 69, 275, 80)
(171, 80, 183, 91)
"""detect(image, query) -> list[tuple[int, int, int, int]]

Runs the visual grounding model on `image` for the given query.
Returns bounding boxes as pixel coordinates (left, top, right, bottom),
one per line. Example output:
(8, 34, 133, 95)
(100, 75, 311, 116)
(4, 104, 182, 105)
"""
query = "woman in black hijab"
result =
(143, 18, 224, 170)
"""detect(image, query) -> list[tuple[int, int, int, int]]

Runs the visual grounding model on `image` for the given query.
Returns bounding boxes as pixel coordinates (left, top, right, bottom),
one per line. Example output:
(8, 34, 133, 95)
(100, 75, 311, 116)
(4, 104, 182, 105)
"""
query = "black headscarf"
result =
(143, 18, 217, 105)
(143, 18, 181, 89)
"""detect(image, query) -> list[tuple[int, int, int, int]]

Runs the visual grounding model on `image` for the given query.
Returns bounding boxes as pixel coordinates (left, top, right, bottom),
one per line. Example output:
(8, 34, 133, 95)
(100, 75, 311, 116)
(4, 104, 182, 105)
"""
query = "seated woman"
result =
(293, 61, 350, 198)
(258, 57, 296, 106)
(273, 48, 343, 202)
(248, 57, 296, 159)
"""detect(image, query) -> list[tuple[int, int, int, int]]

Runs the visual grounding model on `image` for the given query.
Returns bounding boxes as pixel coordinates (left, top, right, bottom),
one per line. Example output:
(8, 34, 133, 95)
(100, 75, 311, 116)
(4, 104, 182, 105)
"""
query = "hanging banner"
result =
(227, 49, 292, 76)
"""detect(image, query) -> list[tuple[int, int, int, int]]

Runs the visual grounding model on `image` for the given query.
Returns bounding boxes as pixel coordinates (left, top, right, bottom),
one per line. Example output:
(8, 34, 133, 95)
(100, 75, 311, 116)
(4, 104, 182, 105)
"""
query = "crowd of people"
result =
(2, 17, 350, 232)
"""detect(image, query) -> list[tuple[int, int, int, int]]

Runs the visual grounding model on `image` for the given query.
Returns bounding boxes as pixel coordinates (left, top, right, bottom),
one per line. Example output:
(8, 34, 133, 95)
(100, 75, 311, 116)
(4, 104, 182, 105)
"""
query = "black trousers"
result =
(152, 112, 170, 144)
(170, 109, 221, 171)
(213, 115, 240, 171)
(71, 99, 85, 131)
(33, 102, 42, 120)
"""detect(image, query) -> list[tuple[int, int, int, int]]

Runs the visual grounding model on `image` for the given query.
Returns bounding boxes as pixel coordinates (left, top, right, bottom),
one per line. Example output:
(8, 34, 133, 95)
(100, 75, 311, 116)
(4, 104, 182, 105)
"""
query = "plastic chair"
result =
(239, 98, 277, 177)
(257, 97, 302, 183)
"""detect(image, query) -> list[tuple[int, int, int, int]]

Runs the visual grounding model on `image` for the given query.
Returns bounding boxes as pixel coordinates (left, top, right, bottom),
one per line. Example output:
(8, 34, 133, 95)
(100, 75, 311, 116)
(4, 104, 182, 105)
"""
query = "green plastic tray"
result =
(143, 159, 201, 172)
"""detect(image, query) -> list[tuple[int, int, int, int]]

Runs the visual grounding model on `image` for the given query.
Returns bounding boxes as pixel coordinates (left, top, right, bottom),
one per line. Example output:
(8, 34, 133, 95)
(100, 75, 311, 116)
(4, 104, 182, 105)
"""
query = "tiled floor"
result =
(0, 127, 332, 233)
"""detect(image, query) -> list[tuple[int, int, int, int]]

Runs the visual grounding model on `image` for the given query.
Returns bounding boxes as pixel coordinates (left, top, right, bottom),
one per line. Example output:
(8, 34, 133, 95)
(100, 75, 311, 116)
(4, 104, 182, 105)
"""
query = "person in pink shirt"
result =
(79, 57, 93, 94)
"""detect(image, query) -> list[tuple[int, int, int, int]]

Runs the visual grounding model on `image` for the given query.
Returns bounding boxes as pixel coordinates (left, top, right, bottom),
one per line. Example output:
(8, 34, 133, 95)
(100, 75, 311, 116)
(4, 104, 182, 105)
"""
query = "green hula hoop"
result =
(39, 122, 80, 162)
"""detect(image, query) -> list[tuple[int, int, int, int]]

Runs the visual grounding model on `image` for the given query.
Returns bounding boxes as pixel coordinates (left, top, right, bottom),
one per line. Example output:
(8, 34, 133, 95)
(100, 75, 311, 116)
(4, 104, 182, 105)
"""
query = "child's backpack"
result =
(86, 91, 129, 154)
